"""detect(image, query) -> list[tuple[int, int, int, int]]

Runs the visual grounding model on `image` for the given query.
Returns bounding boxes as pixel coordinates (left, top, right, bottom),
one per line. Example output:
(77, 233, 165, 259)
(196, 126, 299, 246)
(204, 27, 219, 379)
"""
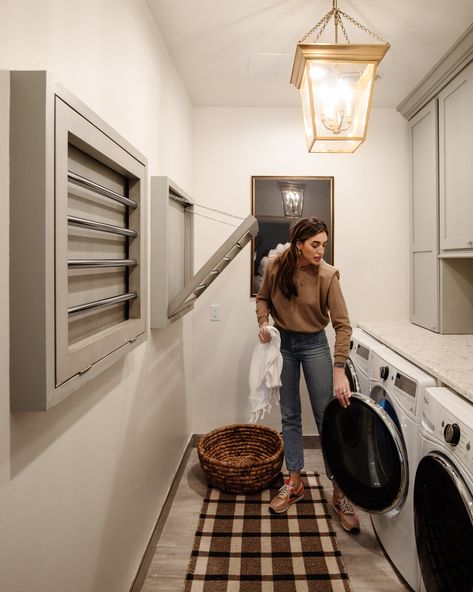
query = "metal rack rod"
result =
(68, 215, 137, 238)
(68, 259, 137, 268)
(68, 171, 137, 209)
(68, 292, 137, 316)
(168, 215, 258, 318)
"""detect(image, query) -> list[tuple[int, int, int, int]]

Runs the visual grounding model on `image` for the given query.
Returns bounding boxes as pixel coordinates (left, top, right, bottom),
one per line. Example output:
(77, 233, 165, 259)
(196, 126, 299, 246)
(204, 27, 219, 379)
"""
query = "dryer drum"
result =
(321, 392, 408, 513)
(414, 454, 473, 592)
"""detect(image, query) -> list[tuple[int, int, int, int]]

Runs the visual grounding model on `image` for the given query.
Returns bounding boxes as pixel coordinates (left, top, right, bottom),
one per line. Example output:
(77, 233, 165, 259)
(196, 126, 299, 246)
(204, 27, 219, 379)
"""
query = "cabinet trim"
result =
(397, 23, 473, 120)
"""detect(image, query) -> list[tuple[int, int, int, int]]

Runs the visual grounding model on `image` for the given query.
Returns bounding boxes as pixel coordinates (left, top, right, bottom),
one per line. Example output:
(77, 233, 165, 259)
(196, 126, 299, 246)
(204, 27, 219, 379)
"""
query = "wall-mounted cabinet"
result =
(402, 26, 473, 334)
(10, 71, 148, 411)
(150, 177, 258, 328)
(438, 60, 473, 252)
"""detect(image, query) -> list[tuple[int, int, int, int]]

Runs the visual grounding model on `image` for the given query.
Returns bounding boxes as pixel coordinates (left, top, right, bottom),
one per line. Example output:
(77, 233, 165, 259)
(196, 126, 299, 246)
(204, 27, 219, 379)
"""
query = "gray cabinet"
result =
(10, 71, 148, 411)
(406, 62, 473, 334)
(409, 99, 439, 331)
(438, 60, 473, 252)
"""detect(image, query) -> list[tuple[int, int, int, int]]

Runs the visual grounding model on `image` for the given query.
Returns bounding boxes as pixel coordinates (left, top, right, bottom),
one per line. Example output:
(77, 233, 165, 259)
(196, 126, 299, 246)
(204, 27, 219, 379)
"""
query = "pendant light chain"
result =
(299, 9, 333, 43)
(337, 10, 387, 43)
(299, 4, 387, 45)
(337, 13, 350, 43)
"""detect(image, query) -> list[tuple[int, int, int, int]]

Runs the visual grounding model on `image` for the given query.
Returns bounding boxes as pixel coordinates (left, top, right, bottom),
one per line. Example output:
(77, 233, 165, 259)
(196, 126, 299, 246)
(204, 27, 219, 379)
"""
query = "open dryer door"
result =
(321, 392, 409, 514)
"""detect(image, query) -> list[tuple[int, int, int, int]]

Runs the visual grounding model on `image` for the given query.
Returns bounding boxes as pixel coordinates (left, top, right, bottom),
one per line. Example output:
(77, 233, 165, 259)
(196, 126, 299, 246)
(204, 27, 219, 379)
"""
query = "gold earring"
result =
(297, 248, 302, 256)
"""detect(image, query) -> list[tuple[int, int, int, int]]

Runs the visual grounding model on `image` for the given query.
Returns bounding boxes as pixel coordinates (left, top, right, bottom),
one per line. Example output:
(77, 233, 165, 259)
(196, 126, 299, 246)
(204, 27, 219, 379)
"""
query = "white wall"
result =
(0, 2, 412, 587)
(190, 106, 410, 435)
(0, 2, 193, 592)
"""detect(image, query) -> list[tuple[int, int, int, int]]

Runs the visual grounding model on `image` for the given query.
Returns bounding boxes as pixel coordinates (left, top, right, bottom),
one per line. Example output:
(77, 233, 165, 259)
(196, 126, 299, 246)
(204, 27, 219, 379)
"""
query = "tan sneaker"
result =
(332, 494, 360, 532)
(269, 480, 304, 514)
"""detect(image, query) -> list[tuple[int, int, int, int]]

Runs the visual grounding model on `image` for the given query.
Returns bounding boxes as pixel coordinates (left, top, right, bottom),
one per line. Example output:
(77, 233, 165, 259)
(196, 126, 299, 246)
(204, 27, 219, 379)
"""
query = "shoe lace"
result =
(337, 496, 354, 515)
(277, 483, 294, 500)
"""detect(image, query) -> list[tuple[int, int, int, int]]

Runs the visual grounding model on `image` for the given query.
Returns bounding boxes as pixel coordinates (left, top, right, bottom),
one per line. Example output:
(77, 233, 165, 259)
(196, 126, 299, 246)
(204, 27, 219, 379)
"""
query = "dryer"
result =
(345, 328, 380, 396)
(415, 386, 473, 592)
(321, 339, 436, 591)
(368, 346, 436, 591)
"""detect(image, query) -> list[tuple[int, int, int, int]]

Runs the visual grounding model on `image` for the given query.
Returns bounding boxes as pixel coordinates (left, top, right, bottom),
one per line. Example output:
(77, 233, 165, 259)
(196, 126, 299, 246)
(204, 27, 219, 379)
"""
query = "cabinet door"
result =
(409, 99, 439, 331)
(438, 60, 473, 251)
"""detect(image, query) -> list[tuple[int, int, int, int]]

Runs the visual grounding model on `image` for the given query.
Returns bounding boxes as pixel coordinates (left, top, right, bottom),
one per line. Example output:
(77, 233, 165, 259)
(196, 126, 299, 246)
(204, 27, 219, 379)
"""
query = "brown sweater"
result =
(255, 258, 352, 364)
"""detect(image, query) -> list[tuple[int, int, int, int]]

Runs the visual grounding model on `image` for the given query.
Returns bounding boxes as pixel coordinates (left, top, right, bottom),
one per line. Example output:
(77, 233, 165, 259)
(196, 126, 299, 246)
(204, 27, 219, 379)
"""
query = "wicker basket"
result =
(197, 423, 284, 494)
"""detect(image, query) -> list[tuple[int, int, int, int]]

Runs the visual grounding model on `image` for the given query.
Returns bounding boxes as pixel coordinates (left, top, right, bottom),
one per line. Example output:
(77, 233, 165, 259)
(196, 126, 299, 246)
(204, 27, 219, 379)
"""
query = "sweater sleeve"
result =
(327, 272, 352, 364)
(255, 259, 274, 326)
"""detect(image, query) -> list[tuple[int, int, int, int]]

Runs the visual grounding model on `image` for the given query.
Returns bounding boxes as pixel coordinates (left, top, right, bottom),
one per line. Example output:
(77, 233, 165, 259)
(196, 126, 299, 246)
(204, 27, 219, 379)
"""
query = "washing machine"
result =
(414, 386, 473, 592)
(345, 327, 381, 396)
(368, 346, 436, 591)
(321, 341, 436, 591)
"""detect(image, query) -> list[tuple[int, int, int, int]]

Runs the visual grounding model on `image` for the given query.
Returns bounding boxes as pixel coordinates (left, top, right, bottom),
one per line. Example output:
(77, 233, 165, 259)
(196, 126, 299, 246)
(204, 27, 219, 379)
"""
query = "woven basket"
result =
(197, 423, 284, 494)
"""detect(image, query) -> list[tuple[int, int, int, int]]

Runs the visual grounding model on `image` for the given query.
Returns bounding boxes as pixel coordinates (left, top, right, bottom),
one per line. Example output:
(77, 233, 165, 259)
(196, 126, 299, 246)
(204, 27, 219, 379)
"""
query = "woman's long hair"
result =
(275, 217, 328, 299)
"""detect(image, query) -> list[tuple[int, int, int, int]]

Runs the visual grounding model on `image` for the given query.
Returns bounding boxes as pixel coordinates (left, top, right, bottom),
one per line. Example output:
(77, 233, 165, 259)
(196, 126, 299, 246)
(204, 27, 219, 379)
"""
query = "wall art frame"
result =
(251, 175, 334, 296)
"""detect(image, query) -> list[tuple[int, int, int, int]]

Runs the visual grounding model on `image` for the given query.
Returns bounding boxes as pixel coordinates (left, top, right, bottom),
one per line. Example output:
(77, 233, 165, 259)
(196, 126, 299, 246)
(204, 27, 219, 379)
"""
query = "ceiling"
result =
(146, 0, 473, 109)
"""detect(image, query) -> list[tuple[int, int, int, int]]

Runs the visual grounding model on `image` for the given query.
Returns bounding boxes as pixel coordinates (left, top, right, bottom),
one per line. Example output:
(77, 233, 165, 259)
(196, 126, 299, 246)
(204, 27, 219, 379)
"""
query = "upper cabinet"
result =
(400, 25, 473, 334)
(438, 60, 473, 252)
(10, 71, 148, 410)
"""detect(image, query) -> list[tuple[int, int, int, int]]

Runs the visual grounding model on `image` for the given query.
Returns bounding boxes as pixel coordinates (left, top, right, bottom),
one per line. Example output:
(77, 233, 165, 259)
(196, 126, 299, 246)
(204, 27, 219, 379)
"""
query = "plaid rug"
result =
(184, 472, 352, 592)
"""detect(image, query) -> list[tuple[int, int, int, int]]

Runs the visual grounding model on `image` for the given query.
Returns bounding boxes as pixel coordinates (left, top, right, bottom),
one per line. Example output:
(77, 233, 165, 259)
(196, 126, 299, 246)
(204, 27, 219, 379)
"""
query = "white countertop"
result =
(357, 320, 473, 403)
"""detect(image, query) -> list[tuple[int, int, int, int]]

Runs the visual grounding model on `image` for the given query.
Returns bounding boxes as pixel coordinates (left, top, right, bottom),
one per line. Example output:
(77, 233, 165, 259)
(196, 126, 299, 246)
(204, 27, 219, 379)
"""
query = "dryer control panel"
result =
(422, 387, 473, 472)
(391, 370, 418, 416)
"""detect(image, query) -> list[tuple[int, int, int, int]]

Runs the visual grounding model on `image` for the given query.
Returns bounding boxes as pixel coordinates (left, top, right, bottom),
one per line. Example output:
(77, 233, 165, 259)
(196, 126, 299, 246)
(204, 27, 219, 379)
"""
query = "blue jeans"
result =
(279, 329, 333, 473)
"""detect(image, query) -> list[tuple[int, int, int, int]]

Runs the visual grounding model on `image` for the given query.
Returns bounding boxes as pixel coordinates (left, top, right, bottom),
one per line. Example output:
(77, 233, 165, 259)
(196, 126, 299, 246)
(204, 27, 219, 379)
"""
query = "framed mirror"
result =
(251, 176, 334, 296)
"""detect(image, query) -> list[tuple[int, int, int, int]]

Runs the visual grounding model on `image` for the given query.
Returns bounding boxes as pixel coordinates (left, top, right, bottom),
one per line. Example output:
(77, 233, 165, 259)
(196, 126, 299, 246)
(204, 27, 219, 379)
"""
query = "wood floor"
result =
(140, 448, 411, 592)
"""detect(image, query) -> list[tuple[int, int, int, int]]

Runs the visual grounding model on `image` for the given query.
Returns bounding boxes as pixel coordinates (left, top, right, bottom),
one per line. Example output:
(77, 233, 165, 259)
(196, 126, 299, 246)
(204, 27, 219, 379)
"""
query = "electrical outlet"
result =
(210, 304, 220, 321)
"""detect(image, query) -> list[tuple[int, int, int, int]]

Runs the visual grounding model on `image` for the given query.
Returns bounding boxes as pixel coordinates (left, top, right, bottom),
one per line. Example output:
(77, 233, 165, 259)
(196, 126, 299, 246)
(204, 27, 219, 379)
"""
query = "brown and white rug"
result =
(184, 472, 352, 592)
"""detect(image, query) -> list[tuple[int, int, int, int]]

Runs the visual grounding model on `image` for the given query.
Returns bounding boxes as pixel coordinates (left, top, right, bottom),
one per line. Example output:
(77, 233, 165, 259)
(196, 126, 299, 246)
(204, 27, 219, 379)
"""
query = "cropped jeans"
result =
(278, 329, 333, 474)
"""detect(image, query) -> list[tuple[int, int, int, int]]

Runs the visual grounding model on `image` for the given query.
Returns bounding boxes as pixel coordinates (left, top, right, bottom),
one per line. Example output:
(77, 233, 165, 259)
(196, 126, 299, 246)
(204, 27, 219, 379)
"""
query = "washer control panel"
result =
(352, 341, 370, 375)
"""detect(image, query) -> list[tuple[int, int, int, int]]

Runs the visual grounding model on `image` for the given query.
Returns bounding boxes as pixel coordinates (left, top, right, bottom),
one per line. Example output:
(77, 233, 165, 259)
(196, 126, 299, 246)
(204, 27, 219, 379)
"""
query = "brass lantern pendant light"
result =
(290, 0, 390, 153)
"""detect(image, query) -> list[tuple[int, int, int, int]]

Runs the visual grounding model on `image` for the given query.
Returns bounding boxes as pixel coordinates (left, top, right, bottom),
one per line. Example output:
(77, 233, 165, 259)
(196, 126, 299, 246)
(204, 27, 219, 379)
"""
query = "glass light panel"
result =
(300, 69, 316, 148)
(305, 61, 375, 152)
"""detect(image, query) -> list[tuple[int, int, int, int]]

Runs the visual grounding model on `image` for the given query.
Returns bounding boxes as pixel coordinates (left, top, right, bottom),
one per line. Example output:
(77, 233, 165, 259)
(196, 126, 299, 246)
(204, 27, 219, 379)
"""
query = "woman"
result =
(256, 217, 360, 532)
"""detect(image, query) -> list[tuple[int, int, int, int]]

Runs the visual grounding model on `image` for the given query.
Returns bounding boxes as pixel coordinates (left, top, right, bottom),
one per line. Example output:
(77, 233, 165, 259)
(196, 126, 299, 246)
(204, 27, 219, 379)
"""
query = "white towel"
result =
(248, 326, 282, 423)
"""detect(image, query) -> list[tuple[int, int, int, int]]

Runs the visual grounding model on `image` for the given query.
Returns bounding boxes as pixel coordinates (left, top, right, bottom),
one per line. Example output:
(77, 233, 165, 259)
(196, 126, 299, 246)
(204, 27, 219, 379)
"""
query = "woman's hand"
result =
(258, 322, 272, 343)
(333, 366, 351, 408)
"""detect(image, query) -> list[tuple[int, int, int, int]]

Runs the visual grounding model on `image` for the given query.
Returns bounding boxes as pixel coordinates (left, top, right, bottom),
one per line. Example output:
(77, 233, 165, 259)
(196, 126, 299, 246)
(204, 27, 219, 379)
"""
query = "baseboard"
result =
(129, 434, 194, 592)
(130, 432, 321, 591)
(303, 435, 321, 449)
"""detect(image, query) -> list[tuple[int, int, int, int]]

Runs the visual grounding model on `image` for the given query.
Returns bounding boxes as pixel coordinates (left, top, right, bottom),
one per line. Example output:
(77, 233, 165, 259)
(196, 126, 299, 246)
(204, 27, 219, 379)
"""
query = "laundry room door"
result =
(321, 393, 409, 513)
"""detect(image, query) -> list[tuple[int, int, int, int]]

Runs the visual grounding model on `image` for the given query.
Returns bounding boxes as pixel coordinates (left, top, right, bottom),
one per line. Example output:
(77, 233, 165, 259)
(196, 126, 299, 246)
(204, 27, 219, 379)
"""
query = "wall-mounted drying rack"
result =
(150, 177, 258, 328)
(10, 71, 148, 411)
(168, 215, 257, 318)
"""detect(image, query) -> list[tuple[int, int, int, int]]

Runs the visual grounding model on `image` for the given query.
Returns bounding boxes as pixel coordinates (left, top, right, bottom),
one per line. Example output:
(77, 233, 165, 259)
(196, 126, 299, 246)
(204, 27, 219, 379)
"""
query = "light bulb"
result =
(310, 64, 328, 80)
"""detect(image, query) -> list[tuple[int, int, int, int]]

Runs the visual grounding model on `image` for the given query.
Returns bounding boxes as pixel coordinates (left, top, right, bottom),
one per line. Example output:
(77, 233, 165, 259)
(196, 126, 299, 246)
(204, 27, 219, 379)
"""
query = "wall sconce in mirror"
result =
(279, 182, 305, 218)
(251, 176, 334, 296)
